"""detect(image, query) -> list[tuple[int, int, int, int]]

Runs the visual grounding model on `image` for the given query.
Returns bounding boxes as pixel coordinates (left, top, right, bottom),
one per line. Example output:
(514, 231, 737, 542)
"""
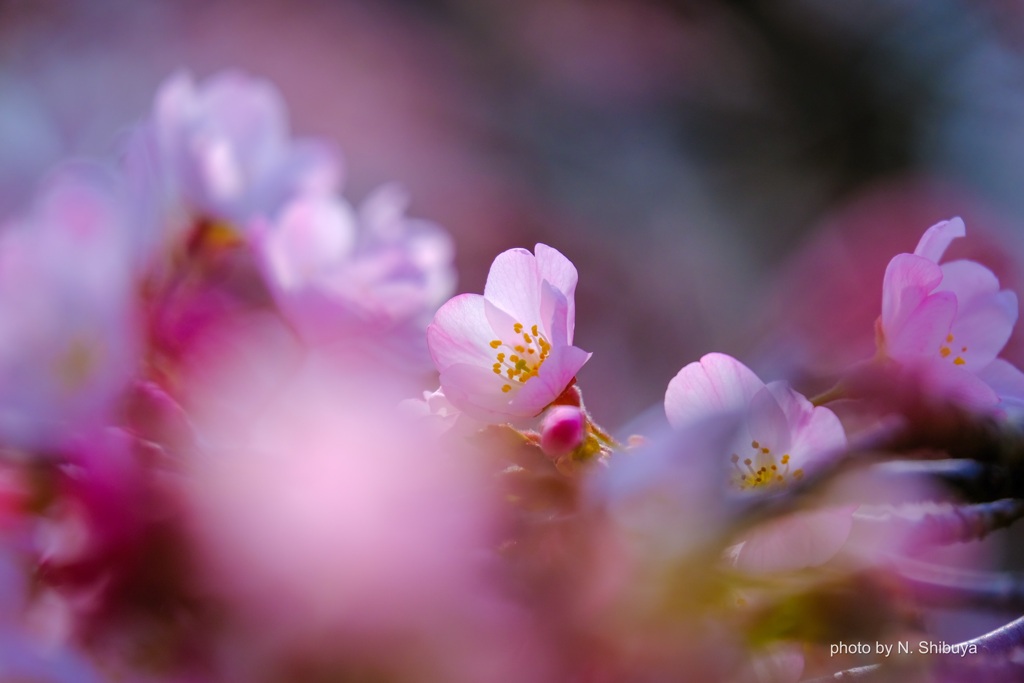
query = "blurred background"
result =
(3, 0, 1024, 429)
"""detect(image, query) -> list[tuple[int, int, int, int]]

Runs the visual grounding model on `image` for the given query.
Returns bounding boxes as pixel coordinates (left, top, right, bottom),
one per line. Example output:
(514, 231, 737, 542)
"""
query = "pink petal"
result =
(913, 217, 965, 263)
(261, 196, 356, 290)
(747, 387, 791, 455)
(426, 294, 496, 370)
(937, 259, 1000, 300)
(510, 345, 591, 416)
(765, 381, 812, 431)
(788, 404, 847, 469)
(735, 506, 854, 572)
(438, 362, 524, 420)
(665, 353, 766, 429)
(886, 291, 957, 362)
(948, 290, 1017, 369)
(533, 244, 578, 335)
(917, 363, 999, 408)
(538, 280, 570, 346)
(881, 253, 943, 334)
(482, 247, 542, 324)
(977, 358, 1024, 405)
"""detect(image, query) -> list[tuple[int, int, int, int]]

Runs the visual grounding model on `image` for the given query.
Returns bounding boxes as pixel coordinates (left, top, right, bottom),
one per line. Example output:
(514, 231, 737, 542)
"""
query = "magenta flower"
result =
(665, 353, 851, 571)
(878, 217, 1024, 407)
(426, 244, 591, 421)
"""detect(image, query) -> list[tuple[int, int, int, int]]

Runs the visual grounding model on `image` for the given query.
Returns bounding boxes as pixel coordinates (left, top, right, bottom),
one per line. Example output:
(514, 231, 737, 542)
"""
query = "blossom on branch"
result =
(878, 217, 1024, 408)
(427, 244, 590, 421)
(665, 353, 851, 571)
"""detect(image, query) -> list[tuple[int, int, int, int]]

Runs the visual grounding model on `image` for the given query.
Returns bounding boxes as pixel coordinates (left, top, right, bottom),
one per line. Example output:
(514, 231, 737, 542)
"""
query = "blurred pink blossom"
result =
(0, 164, 140, 449)
(427, 244, 590, 421)
(125, 69, 339, 251)
(182, 348, 547, 681)
(255, 183, 454, 364)
(879, 217, 1024, 408)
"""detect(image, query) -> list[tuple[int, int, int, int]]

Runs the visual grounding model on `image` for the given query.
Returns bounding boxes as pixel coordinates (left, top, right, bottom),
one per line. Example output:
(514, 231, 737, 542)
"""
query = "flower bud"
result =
(540, 405, 586, 458)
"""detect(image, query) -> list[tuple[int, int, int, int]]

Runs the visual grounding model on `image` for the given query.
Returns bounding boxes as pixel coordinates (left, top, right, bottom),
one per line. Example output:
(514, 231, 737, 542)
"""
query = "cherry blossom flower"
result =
(0, 164, 139, 449)
(665, 353, 851, 571)
(125, 70, 339, 252)
(878, 217, 1024, 408)
(427, 244, 591, 421)
(255, 184, 455, 364)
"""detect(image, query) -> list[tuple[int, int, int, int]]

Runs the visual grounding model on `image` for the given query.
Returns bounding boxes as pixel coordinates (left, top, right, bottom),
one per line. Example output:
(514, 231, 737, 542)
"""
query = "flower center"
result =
(938, 333, 967, 366)
(730, 440, 803, 491)
(489, 322, 552, 394)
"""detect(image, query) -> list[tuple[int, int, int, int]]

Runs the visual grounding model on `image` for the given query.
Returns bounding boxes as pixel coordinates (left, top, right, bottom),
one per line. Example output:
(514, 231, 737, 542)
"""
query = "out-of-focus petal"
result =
(948, 290, 1017, 369)
(913, 216, 965, 263)
(886, 291, 957, 360)
(735, 507, 855, 573)
(881, 253, 943, 334)
(977, 358, 1024, 405)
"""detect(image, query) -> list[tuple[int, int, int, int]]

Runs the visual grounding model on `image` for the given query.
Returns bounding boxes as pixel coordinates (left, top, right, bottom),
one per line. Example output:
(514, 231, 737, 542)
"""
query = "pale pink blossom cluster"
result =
(0, 70, 1021, 683)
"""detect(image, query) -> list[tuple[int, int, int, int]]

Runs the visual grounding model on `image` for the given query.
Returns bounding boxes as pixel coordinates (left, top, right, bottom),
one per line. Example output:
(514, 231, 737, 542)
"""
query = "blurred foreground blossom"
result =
(184, 348, 546, 682)
(427, 243, 590, 421)
(0, 165, 139, 449)
(665, 353, 851, 572)
(879, 217, 1024, 408)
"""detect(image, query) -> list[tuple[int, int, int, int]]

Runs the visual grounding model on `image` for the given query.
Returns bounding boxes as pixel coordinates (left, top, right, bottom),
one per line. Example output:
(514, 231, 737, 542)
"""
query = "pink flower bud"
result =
(540, 405, 586, 458)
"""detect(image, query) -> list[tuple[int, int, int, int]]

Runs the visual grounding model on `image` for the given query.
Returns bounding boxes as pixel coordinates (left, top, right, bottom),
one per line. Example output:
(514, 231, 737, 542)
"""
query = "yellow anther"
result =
(523, 333, 532, 343)
(954, 357, 966, 366)
(489, 340, 502, 349)
(514, 345, 526, 353)
(744, 458, 752, 466)
(502, 384, 512, 393)
(940, 346, 951, 358)
(781, 454, 790, 464)
(531, 325, 539, 336)
(527, 349, 535, 354)
(731, 454, 740, 463)
(496, 353, 505, 361)
(947, 333, 955, 343)
(761, 447, 770, 454)
(751, 440, 759, 449)
(793, 469, 804, 479)
(513, 323, 523, 333)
